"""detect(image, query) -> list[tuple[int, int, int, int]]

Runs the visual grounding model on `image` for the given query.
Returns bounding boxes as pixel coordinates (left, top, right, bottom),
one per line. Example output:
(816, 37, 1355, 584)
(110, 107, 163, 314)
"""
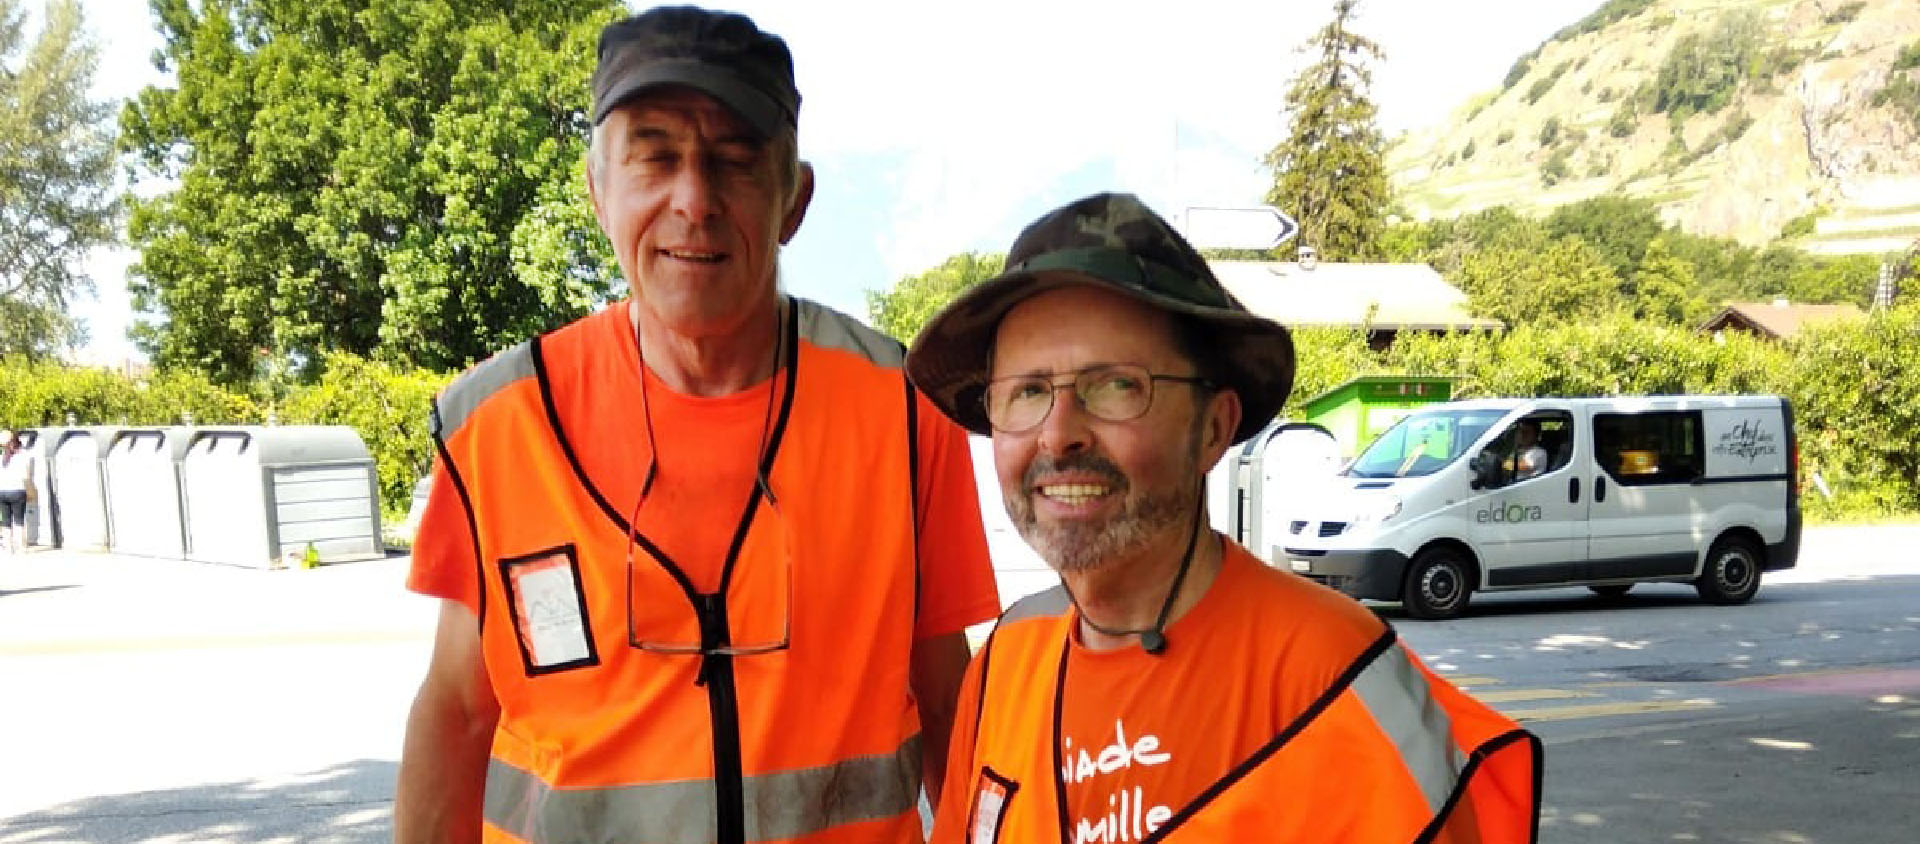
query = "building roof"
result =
(1698, 301, 1866, 340)
(1209, 261, 1504, 332)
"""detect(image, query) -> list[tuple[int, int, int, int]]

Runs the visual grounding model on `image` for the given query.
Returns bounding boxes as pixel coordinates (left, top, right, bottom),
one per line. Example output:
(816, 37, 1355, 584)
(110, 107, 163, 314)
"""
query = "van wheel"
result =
(1696, 535, 1762, 605)
(1404, 547, 1473, 620)
(1589, 584, 1633, 599)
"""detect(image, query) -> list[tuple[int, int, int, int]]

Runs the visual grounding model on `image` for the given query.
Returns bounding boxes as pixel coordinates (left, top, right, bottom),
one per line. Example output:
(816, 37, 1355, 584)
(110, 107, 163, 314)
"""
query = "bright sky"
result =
(67, 0, 1601, 366)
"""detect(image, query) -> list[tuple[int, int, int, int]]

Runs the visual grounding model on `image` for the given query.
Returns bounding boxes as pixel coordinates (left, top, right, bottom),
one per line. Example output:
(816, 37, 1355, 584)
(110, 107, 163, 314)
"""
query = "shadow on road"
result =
(0, 584, 77, 600)
(1537, 696, 1920, 843)
(1373, 573, 1920, 622)
(0, 759, 395, 844)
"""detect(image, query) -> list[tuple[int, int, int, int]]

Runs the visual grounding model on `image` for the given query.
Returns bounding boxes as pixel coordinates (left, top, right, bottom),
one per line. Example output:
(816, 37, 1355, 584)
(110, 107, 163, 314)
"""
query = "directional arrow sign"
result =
(1181, 206, 1299, 250)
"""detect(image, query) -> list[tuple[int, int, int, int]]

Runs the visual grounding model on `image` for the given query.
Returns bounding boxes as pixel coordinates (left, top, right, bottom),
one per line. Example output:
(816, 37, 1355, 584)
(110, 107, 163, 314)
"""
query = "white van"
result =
(1279, 395, 1801, 619)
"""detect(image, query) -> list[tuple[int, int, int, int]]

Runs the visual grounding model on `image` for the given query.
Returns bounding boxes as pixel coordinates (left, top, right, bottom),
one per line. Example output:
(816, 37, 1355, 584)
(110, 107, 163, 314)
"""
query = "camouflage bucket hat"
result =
(905, 192, 1295, 445)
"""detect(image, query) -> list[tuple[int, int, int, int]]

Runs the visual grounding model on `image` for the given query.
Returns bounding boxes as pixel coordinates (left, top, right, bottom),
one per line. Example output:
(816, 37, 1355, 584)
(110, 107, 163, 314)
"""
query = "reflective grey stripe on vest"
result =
(483, 734, 922, 843)
(1349, 643, 1468, 814)
(999, 585, 1068, 626)
(434, 342, 536, 442)
(793, 297, 905, 368)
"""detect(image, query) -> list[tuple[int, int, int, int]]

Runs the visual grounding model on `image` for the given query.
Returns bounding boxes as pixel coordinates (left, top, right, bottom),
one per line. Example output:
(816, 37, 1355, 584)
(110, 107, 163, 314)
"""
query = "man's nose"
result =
(1036, 385, 1092, 457)
(668, 159, 720, 221)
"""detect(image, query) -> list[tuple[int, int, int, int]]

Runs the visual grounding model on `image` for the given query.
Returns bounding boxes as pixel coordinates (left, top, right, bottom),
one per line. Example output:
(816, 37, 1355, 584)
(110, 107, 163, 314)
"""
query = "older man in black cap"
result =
(909, 193, 1541, 843)
(395, 7, 1000, 842)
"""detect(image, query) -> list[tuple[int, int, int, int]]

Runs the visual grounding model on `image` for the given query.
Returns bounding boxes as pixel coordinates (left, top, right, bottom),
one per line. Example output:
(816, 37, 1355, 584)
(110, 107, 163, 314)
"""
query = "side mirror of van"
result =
(1468, 449, 1497, 490)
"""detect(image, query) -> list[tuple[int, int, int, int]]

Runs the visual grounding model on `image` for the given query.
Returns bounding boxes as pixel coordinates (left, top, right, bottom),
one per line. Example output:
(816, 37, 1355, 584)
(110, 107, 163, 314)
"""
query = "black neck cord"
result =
(635, 297, 786, 502)
(1062, 494, 1205, 656)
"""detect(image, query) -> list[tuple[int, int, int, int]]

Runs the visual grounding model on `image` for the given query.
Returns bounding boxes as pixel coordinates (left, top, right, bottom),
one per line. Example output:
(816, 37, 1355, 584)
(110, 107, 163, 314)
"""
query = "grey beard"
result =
(1006, 441, 1202, 575)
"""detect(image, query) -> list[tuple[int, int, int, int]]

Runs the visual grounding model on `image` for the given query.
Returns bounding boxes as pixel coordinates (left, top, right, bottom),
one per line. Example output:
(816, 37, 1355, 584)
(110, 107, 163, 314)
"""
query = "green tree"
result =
(121, 0, 623, 384)
(1262, 0, 1390, 262)
(866, 252, 1005, 344)
(0, 0, 117, 358)
(1627, 238, 1704, 324)
(1454, 236, 1622, 326)
(1543, 195, 1666, 282)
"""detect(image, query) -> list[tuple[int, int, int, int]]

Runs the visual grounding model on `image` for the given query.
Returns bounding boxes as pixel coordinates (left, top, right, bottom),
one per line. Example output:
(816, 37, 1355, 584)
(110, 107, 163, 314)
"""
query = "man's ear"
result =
(586, 157, 608, 234)
(779, 161, 815, 244)
(1199, 389, 1243, 468)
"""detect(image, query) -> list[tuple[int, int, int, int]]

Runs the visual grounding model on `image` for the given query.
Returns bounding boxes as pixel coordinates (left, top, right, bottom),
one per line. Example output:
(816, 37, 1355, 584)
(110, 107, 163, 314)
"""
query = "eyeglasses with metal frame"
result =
(982, 363, 1214, 434)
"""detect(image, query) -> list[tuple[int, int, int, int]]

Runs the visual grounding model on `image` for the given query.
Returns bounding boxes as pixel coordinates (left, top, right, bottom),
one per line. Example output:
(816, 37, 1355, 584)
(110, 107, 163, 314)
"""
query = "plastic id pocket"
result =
(967, 766, 1019, 844)
(498, 544, 600, 675)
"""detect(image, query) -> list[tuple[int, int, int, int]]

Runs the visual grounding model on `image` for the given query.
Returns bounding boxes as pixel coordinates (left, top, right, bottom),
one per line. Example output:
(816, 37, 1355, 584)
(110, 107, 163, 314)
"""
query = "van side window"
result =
(1475, 411, 1574, 489)
(1594, 411, 1703, 486)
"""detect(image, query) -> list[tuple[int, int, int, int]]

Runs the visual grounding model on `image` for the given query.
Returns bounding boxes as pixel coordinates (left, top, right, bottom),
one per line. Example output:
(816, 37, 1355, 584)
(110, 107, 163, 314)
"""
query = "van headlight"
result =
(1354, 496, 1402, 523)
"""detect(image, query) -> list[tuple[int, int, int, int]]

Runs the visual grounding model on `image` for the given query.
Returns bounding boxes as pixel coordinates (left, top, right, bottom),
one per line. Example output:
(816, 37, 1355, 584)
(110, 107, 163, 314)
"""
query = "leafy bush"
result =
(1538, 116, 1563, 146)
(1540, 147, 1574, 186)
(1787, 306, 1920, 517)
(1608, 107, 1638, 137)
(1896, 41, 1920, 72)
(1873, 73, 1920, 133)
(1495, 128, 1515, 146)
(1778, 207, 1826, 239)
(1526, 62, 1570, 104)
(1636, 11, 1766, 119)
(1504, 52, 1539, 90)
(0, 358, 259, 428)
(278, 352, 454, 516)
(1823, 2, 1865, 25)
(0, 352, 453, 521)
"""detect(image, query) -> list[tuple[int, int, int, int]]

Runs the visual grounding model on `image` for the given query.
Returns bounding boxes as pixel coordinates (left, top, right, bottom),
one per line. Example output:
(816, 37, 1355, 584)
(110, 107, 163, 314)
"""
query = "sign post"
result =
(1181, 206, 1300, 250)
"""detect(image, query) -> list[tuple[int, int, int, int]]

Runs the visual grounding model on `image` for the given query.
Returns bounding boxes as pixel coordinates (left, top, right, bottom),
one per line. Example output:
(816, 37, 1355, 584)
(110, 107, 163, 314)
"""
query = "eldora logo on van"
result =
(1476, 502, 1544, 524)
(1713, 417, 1779, 465)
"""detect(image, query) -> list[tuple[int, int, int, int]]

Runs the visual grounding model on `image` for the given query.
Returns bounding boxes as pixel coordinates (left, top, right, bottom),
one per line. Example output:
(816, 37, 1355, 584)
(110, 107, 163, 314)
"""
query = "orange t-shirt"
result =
(410, 301, 1000, 642)
(940, 542, 1386, 843)
(624, 363, 784, 595)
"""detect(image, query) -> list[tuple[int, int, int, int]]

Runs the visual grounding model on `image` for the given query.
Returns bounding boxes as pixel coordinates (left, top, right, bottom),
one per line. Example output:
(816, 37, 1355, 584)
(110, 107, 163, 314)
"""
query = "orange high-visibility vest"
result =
(958, 582, 1543, 844)
(433, 298, 932, 843)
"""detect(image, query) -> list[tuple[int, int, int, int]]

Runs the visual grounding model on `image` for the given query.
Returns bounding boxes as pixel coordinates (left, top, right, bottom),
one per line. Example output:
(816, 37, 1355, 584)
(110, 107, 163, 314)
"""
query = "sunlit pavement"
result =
(1, 525, 1916, 842)
(1389, 524, 1920, 844)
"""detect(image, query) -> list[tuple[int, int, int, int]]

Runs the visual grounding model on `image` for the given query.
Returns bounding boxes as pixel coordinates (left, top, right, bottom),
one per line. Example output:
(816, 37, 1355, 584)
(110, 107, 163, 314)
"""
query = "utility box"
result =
(48, 427, 123, 551)
(181, 427, 385, 568)
(1300, 376, 1458, 458)
(1209, 420, 1342, 565)
(104, 428, 193, 559)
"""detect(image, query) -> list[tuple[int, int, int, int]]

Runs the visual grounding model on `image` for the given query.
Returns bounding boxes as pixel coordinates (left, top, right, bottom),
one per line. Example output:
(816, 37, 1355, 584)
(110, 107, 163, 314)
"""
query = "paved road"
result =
(1, 525, 1916, 843)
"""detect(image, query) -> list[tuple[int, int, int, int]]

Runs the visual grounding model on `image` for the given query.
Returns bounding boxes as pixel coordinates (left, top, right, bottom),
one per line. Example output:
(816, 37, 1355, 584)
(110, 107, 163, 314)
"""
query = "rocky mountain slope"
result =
(1389, 0, 1920, 255)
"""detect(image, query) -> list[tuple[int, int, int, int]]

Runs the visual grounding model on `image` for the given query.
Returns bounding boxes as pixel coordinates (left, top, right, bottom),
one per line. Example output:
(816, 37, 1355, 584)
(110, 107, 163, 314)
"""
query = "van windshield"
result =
(1347, 409, 1509, 478)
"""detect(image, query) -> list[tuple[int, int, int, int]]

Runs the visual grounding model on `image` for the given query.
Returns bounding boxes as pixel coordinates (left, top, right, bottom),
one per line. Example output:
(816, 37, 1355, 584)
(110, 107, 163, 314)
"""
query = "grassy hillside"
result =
(1390, 0, 1920, 254)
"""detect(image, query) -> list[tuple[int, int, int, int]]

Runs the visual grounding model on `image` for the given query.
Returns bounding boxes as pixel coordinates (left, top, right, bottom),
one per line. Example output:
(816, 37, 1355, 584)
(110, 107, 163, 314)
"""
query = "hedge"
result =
(0, 354, 449, 518)
(1289, 308, 1920, 520)
(7, 306, 1917, 522)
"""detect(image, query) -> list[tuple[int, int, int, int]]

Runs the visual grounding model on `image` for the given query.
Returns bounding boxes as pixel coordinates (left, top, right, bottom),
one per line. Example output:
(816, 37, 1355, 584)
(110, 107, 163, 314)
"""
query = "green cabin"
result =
(1299, 376, 1458, 458)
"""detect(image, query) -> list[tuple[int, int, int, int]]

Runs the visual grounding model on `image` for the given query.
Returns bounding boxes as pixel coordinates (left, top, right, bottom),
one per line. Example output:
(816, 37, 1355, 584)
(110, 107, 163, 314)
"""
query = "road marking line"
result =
(1472, 688, 1596, 704)
(1442, 675, 1502, 688)
(1504, 699, 1717, 722)
(0, 629, 431, 656)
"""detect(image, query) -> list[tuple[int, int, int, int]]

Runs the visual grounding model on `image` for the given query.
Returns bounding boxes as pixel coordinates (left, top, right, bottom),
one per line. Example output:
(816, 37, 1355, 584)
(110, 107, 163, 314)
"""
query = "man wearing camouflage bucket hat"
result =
(911, 193, 1541, 843)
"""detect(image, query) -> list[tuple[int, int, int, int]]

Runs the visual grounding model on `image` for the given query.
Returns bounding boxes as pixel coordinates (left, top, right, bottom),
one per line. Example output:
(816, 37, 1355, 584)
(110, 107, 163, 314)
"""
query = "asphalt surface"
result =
(1, 524, 1916, 843)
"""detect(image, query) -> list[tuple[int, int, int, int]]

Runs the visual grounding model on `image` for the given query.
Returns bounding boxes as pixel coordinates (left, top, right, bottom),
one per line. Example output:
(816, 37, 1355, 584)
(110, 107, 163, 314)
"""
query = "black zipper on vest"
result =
(697, 592, 747, 844)
(532, 301, 801, 844)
